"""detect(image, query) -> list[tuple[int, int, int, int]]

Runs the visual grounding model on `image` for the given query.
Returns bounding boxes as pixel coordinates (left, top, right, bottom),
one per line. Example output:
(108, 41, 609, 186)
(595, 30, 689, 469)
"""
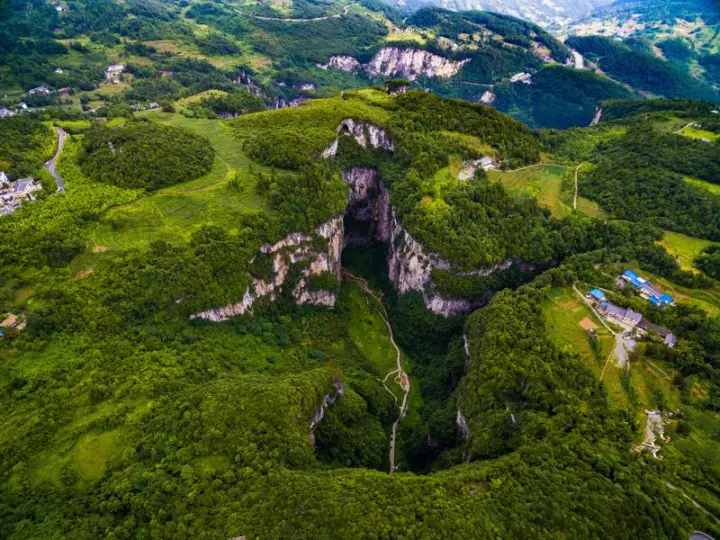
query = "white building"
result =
(509, 72, 532, 85)
(0, 107, 15, 118)
(105, 64, 125, 81)
(55, 68, 64, 74)
(0, 172, 9, 185)
(28, 86, 51, 96)
(479, 91, 496, 105)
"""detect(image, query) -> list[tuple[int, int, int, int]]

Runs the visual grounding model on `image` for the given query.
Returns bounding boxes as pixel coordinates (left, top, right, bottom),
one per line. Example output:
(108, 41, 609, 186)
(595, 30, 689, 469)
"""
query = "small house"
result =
(0, 172, 9, 185)
(55, 68, 64, 74)
(0, 107, 16, 118)
(478, 156, 498, 171)
(509, 72, 532, 85)
(479, 91, 496, 105)
(105, 64, 125, 81)
(588, 289, 606, 302)
(28, 86, 51, 96)
(637, 318, 676, 348)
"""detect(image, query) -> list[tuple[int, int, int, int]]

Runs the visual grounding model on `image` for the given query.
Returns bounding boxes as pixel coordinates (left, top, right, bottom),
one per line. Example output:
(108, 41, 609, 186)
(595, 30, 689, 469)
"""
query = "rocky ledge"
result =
(322, 118, 393, 158)
(190, 216, 343, 322)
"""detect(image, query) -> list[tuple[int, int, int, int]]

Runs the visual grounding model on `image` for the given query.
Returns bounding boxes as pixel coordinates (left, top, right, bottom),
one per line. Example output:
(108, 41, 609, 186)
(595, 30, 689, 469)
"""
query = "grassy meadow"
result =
(489, 164, 606, 219)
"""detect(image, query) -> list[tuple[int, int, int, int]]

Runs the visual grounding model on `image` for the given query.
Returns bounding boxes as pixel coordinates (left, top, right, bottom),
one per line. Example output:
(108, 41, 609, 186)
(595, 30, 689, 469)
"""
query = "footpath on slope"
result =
(236, 4, 349, 22)
(344, 270, 410, 474)
(44, 126, 67, 193)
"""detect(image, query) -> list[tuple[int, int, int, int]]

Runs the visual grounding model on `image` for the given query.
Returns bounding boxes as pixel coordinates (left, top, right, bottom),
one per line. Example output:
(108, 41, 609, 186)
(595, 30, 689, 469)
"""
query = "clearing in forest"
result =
(543, 287, 628, 408)
(489, 164, 605, 219)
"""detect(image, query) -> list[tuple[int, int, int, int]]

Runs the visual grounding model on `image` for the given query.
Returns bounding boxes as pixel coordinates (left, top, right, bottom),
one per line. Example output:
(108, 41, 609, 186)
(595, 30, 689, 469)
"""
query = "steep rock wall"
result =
(365, 47, 470, 81)
(309, 380, 345, 444)
(322, 119, 394, 158)
(191, 217, 343, 321)
(341, 164, 523, 316)
(317, 55, 361, 72)
(318, 49, 470, 81)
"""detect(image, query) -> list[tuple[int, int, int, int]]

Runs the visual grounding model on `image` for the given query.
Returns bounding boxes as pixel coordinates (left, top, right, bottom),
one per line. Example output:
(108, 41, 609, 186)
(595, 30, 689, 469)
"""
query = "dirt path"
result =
(45, 126, 67, 193)
(573, 164, 580, 211)
(344, 270, 410, 474)
(674, 121, 695, 135)
(237, 4, 349, 22)
(572, 285, 629, 377)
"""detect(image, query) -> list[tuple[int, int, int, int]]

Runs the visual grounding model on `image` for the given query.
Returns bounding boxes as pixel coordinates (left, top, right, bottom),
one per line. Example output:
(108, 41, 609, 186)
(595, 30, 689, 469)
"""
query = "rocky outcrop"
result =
(339, 165, 524, 316)
(269, 97, 308, 110)
(317, 55, 361, 72)
(191, 217, 343, 321)
(365, 47, 470, 81)
(322, 119, 394, 158)
(456, 410, 469, 440)
(318, 48, 470, 81)
(309, 380, 345, 444)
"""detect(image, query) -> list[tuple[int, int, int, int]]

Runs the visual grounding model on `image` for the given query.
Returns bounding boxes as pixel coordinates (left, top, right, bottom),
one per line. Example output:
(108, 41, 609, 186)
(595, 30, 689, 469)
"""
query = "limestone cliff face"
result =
(322, 119, 394, 158)
(309, 380, 345, 445)
(365, 48, 470, 81)
(191, 217, 343, 321)
(317, 55, 361, 72)
(456, 409, 469, 440)
(319, 48, 470, 81)
(341, 166, 520, 317)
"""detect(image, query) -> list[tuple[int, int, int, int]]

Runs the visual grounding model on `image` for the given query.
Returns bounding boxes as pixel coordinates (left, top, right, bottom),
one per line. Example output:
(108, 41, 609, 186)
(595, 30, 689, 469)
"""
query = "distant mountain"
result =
(383, 0, 615, 28)
(568, 0, 720, 87)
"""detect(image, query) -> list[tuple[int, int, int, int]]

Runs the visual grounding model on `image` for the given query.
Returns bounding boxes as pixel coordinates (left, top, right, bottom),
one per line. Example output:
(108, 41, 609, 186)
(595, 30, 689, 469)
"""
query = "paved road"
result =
(572, 285, 630, 374)
(44, 126, 67, 193)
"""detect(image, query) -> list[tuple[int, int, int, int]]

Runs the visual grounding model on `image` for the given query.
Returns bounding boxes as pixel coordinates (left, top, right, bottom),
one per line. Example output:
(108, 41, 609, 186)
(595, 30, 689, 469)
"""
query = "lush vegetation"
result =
(567, 35, 720, 103)
(494, 66, 632, 129)
(1, 0, 720, 535)
(78, 120, 214, 190)
(0, 117, 54, 177)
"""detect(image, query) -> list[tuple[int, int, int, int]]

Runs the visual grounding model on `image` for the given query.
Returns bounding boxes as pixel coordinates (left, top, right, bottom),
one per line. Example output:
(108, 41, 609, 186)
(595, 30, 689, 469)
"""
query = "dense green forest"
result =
(1, 0, 720, 535)
(0, 117, 54, 177)
(566, 35, 720, 103)
(494, 66, 632, 129)
(78, 121, 214, 190)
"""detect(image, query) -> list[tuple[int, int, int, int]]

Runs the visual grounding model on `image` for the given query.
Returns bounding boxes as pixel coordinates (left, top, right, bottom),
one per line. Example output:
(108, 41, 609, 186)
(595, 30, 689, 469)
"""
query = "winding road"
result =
(236, 4, 349, 22)
(44, 126, 67, 193)
(344, 270, 410, 474)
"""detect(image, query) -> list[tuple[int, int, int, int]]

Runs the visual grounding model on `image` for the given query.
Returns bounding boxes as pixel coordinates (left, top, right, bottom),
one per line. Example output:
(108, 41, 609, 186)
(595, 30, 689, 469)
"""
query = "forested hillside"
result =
(1, 0, 720, 537)
(0, 0, 663, 129)
(1, 86, 720, 538)
(567, 35, 720, 102)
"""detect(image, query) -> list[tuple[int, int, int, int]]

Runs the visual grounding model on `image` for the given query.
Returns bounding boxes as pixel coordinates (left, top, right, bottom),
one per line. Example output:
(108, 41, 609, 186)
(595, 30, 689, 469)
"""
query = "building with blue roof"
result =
(589, 289, 606, 301)
(621, 270, 674, 306)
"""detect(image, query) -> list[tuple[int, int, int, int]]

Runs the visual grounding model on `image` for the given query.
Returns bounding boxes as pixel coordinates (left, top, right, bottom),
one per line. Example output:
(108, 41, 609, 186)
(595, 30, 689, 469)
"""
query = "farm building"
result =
(598, 301, 642, 326)
(637, 319, 677, 348)
(621, 270, 674, 306)
(28, 86, 51, 96)
(588, 289, 606, 302)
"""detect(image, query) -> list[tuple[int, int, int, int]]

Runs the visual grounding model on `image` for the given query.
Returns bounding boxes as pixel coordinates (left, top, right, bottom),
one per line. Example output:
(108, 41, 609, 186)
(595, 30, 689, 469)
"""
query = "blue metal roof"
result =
(589, 289, 606, 300)
(623, 270, 644, 288)
(660, 294, 674, 304)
